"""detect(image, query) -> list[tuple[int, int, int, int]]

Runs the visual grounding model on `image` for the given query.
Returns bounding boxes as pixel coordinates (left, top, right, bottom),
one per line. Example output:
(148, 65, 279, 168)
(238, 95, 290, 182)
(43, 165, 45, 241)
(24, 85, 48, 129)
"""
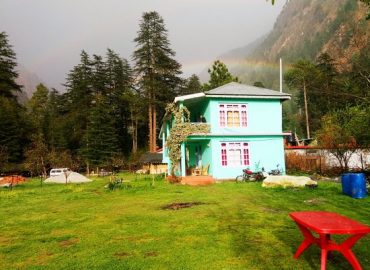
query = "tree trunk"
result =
(148, 99, 153, 152)
(41, 156, 47, 179)
(153, 97, 157, 153)
(303, 81, 310, 139)
(86, 161, 90, 176)
(131, 110, 138, 154)
(134, 117, 138, 154)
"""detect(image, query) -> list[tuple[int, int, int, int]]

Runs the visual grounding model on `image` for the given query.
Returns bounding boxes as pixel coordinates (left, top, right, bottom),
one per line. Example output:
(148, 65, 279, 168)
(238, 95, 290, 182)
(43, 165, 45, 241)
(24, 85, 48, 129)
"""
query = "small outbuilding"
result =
(139, 152, 168, 174)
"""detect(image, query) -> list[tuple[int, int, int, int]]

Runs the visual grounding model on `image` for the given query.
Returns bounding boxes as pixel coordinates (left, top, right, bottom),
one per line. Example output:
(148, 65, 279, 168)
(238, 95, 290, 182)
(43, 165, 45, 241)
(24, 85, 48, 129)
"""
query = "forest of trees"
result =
(0, 12, 207, 175)
(0, 9, 369, 175)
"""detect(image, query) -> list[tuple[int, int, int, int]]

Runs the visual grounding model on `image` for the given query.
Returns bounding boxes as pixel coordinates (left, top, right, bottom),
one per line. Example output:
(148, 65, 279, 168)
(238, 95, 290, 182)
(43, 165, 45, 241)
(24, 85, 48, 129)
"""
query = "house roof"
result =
(139, 152, 164, 164)
(204, 82, 291, 100)
(174, 92, 205, 103)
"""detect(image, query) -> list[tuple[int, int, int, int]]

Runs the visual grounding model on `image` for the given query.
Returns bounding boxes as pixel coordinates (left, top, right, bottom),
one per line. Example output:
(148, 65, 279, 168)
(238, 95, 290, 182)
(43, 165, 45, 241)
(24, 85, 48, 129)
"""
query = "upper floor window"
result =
(219, 104, 247, 127)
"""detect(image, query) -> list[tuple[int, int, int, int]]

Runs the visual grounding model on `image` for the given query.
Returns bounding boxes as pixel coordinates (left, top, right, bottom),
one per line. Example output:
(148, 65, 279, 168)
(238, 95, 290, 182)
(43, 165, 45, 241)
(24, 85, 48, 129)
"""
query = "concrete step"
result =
(181, 176, 215, 186)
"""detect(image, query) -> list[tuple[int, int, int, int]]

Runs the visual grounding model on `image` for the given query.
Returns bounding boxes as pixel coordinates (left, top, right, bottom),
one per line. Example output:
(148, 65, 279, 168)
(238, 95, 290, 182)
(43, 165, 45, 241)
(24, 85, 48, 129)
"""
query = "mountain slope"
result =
(220, 0, 369, 90)
(15, 65, 44, 103)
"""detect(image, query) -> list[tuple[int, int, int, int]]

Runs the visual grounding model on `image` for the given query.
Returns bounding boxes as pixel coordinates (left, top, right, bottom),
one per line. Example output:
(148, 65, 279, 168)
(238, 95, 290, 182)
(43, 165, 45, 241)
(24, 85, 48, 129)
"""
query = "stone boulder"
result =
(262, 175, 317, 188)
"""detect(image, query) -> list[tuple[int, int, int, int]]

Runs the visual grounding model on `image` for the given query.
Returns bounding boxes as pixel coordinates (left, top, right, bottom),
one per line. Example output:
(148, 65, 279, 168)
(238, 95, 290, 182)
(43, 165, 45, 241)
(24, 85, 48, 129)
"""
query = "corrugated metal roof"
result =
(139, 153, 164, 164)
(204, 82, 291, 99)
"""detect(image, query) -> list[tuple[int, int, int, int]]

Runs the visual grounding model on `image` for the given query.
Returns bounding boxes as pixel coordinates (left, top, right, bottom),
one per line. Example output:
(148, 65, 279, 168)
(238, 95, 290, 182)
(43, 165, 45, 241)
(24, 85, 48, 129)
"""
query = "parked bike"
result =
(269, 164, 283, 175)
(236, 168, 266, 182)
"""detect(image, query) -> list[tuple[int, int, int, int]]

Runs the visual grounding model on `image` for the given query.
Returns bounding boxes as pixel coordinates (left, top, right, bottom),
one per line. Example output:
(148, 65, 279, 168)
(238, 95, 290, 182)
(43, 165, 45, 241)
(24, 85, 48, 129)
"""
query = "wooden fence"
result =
(285, 148, 370, 174)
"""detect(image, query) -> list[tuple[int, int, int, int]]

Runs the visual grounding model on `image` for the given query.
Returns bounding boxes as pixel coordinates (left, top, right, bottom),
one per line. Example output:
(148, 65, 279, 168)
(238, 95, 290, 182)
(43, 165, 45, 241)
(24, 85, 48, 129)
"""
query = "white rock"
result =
(262, 175, 317, 188)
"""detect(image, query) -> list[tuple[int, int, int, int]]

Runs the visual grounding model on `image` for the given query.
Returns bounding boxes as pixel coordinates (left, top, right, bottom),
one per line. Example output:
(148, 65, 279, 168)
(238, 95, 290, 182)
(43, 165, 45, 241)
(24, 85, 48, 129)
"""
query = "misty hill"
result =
(218, 0, 369, 90)
(15, 64, 44, 103)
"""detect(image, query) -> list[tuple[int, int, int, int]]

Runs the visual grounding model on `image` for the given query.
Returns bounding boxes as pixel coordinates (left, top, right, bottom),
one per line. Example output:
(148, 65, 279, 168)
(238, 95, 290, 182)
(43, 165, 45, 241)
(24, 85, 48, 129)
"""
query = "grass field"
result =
(0, 174, 369, 270)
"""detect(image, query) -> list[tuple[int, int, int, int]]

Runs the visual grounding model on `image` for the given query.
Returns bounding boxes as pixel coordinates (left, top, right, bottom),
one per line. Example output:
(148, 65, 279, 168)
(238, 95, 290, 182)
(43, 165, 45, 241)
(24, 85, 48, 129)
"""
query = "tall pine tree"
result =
(0, 32, 22, 99)
(203, 60, 239, 91)
(105, 49, 133, 154)
(64, 50, 93, 151)
(133, 11, 182, 152)
(0, 32, 28, 165)
(80, 94, 119, 171)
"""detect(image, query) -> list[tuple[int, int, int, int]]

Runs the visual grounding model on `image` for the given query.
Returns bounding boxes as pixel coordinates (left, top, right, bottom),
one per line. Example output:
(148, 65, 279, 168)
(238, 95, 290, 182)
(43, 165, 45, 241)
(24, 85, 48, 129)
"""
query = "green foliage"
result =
(203, 60, 239, 91)
(27, 83, 49, 137)
(0, 96, 29, 163)
(0, 32, 29, 167)
(0, 31, 22, 99)
(284, 59, 319, 138)
(316, 106, 369, 171)
(64, 49, 134, 166)
(105, 177, 123, 191)
(165, 103, 210, 175)
(181, 74, 202, 95)
(23, 135, 48, 177)
(104, 49, 134, 154)
(285, 47, 370, 140)
(133, 11, 182, 152)
(80, 95, 120, 167)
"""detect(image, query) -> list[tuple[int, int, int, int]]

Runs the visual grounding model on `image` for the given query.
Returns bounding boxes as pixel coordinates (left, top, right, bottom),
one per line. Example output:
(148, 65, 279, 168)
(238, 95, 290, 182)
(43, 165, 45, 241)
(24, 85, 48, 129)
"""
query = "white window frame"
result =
(219, 104, 247, 127)
(221, 142, 250, 167)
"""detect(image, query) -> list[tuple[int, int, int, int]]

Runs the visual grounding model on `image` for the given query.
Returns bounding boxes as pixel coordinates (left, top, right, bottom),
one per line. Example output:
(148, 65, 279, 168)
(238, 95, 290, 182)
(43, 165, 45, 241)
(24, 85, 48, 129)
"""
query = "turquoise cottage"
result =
(161, 82, 291, 180)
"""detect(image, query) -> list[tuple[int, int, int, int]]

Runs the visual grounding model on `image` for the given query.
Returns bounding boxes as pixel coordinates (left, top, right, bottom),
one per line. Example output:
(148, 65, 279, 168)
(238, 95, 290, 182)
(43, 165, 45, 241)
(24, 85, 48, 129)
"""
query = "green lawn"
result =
(0, 174, 369, 270)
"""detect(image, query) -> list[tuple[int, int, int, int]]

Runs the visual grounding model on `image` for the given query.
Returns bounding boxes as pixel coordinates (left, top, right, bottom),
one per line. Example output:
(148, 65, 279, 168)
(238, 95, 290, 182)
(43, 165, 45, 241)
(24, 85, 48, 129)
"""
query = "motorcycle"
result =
(269, 164, 283, 175)
(236, 168, 267, 182)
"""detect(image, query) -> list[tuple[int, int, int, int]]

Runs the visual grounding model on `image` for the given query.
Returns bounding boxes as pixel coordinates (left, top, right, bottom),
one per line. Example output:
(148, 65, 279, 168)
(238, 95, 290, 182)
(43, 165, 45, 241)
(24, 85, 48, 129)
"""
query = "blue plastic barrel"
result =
(341, 173, 352, 195)
(349, 173, 367, 199)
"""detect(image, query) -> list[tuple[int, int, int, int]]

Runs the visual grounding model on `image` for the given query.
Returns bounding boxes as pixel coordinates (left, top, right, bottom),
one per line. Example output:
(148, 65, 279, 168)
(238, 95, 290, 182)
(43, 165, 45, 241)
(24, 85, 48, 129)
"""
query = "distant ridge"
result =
(213, 0, 369, 90)
(15, 64, 44, 103)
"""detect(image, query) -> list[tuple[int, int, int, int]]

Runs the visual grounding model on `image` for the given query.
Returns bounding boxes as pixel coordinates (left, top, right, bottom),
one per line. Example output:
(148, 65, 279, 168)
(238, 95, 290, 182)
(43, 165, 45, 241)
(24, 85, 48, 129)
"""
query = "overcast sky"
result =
(0, 0, 285, 89)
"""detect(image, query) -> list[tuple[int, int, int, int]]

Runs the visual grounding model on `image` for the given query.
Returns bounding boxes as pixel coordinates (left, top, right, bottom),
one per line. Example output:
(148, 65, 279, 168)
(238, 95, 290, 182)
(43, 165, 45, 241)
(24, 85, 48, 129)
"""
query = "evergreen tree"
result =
(182, 74, 202, 95)
(122, 89, 145, 154)
(0, 96, 28, 163)
(64, 50, 93, 151)
(308, 53, 342, 128)
(28, 83, 49, 138)
(284, 59, 319, 139)
(203, 60, 239, 91)
(0, 32, 22, 99)
(133, 11, 182, 152)
(0, 32, 29, 165)
(344, 45, 370, 104)
(105, 49, 133, 154)
(80, 94, 119, 170)
(47, 89, 69, 150)
(92, 54, 108, 96)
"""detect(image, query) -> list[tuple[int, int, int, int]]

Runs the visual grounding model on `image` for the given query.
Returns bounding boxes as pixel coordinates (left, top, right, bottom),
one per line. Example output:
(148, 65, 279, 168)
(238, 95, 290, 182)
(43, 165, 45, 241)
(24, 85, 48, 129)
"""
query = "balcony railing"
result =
(189, 122, 210, 135)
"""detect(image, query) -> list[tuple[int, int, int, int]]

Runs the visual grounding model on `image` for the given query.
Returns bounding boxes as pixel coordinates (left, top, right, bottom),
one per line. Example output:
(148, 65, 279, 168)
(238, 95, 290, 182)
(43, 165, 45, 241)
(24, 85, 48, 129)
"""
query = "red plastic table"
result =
(289, 211, 370, 270)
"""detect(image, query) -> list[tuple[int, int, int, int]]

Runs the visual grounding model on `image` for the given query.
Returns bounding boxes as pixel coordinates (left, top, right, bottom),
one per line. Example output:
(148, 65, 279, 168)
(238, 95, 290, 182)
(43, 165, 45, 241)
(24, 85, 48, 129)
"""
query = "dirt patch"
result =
(161, 202, 204, 210)
(59, 238, 79, 248)
(144, 251, 158, 257)
(114, 251, 130, 258)
(36, 251, 54, 262)
(0, 236, 12, 246)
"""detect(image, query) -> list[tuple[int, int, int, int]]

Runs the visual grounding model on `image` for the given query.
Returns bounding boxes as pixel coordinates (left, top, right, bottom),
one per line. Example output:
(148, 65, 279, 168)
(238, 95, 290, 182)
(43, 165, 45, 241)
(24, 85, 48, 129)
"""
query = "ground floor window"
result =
(221, 142, 249, 167)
